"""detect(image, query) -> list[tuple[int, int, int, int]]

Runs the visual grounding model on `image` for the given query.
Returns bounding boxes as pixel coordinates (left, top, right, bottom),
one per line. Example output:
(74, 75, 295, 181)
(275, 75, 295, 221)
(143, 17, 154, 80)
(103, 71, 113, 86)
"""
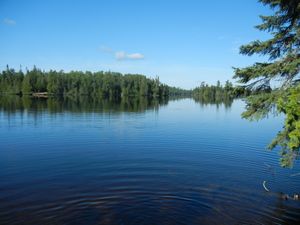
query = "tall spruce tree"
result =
(234, 0, 300, 167)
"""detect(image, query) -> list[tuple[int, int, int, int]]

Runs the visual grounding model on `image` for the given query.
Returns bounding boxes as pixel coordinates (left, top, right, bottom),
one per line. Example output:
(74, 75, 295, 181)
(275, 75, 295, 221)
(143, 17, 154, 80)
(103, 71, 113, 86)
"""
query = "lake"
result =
(0, 96, 299, 224)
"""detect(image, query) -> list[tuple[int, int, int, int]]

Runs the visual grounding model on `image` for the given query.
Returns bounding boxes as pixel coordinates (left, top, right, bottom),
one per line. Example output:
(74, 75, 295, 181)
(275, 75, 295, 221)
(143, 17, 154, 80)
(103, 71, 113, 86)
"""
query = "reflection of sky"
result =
(0, 98, 299, 224)
(0, 99, 284, 144)
(0, 98, 284, 164)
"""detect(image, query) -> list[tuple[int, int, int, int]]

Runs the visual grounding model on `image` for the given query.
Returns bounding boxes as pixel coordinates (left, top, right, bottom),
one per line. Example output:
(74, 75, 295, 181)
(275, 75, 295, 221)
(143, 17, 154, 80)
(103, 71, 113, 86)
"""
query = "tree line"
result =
(0, 66, 170, 98)
(192, 80, 254, 107)
(0, 66, 246, 103)
(193, 80, 237, 100)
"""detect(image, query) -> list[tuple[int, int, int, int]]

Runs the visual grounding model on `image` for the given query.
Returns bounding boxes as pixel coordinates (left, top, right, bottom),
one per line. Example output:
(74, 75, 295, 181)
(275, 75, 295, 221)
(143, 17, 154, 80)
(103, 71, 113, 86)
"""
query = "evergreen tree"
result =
(193, 81, 235, 105)
(0, 67, 177, 99)
(233, 0, 300, 167)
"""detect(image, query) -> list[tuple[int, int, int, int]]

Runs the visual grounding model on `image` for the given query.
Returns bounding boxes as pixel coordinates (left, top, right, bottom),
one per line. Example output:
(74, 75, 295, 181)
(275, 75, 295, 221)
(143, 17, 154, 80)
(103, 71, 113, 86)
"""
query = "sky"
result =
(0, 0, 272, 89)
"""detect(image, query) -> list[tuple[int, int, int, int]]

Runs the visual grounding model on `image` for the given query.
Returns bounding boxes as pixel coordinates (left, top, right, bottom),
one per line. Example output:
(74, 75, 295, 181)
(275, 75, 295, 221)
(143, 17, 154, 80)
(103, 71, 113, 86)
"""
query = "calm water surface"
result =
(0, 97, 299, 224)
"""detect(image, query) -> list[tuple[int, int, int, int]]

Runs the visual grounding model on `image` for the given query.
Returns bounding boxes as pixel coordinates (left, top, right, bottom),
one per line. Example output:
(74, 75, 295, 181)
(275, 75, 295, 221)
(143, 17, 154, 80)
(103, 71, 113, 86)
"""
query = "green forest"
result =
(0, 66, 171, 98)
(0, 66, 241, 101)
(193, 80, 234, 100)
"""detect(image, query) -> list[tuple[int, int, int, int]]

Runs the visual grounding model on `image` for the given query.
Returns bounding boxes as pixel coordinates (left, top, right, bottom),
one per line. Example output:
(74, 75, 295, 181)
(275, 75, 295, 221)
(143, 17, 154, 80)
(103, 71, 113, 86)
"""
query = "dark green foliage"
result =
(192, 81, 238, 108)
(0, 67, 171, 99)
(193, 80, 235, 101)
(233, 0, 300, 167)
(0, 66, 24, 94)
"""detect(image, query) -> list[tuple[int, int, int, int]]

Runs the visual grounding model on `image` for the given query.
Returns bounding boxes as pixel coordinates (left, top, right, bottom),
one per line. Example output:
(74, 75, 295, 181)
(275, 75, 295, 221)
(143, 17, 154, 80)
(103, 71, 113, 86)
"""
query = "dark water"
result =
(0, 96, 299, 225)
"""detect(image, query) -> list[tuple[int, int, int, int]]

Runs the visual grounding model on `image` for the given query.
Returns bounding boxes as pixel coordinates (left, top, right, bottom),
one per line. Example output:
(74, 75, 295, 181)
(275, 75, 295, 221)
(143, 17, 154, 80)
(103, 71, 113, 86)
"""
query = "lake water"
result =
(0, 97, 299, 224)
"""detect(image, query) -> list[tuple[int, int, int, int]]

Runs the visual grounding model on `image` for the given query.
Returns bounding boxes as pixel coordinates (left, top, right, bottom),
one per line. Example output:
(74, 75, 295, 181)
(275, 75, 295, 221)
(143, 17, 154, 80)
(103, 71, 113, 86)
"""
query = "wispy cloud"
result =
(99, 45, 144, 61)
(126, 53, 144, 60)
(115, 51, 144, 60)
(3, 18, 16, 26)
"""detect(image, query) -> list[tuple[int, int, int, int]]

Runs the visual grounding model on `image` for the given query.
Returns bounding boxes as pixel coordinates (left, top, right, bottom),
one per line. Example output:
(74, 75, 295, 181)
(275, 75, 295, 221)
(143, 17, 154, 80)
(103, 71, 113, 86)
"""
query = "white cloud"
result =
(127, 53, 144, 60)
(115, 51, 144, 60)
(99, 45, 144, 61)
(3, 18, 16, 26)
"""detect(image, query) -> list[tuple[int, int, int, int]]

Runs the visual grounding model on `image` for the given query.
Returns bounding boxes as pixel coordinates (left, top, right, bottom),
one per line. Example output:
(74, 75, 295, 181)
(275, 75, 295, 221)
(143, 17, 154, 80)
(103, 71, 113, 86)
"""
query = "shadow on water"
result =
(193, 94, 234, 108)
(0, 95, 170, 115)
(0, 94, 234, 114)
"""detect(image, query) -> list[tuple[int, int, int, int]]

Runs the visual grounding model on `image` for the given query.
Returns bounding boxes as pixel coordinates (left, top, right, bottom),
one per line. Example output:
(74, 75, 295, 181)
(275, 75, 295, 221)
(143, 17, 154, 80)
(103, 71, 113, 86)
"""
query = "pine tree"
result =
(234, 0, 300, 167)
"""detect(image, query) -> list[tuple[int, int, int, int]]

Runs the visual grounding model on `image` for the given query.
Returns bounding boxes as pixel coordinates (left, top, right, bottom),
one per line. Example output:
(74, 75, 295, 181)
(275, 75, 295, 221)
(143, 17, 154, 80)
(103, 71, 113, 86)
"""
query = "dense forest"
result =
(193, 81, 233, 100)
(0, 66, 171, 99)
(0, 66, 245, 102)
(192, 81, 255, 107)
(192, 80, 251, 103)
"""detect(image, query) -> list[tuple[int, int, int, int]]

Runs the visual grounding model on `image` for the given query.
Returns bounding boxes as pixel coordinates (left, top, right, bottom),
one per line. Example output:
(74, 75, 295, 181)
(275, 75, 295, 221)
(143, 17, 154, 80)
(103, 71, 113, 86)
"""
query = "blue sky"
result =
(0, 0, 272, 89)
